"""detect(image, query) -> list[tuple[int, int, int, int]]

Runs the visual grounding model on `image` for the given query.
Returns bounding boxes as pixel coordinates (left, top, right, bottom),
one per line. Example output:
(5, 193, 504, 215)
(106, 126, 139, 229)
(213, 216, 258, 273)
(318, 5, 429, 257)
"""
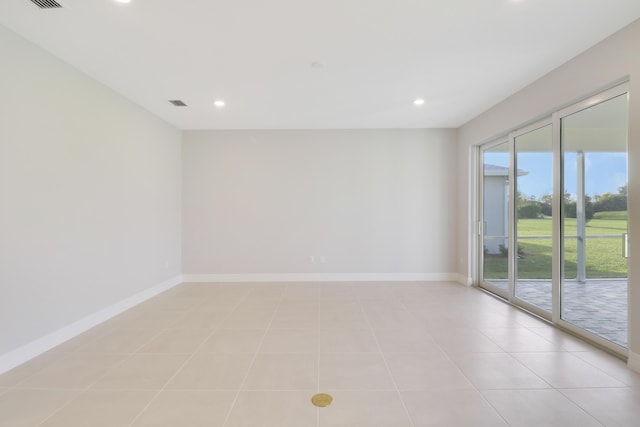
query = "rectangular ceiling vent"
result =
(29, 0, 63, 9)
(169, 100, 188, 107)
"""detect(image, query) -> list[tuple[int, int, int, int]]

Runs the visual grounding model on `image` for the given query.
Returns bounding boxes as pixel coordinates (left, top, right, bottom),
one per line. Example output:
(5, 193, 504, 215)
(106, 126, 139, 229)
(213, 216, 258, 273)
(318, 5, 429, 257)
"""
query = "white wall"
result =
(183, 129, 458, 280)
(457, 18, 640, 365)
(0, 25, 182, 361)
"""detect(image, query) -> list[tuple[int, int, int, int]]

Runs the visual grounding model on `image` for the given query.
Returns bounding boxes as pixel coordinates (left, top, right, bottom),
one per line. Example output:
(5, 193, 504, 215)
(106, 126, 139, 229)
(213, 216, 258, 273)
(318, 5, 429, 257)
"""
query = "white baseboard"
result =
(456, 274, 473, 286)
(0, 275, 182, 375)
(629, 351, 640, 373)
(182, 273, 459, 283)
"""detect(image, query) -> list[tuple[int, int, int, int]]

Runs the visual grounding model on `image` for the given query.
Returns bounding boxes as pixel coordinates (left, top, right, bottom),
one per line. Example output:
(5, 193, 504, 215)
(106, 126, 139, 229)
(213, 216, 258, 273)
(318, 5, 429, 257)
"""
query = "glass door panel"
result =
(560, 93, 629, 347)
(481, 142, 510, 297)
(514, 124, 553, 315)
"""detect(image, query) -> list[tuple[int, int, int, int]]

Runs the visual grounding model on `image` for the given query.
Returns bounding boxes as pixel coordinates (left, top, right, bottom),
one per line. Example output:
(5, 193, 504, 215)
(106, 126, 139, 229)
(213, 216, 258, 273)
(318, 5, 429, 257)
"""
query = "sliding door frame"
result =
(475, 82, 630, 357)
(553, 83, 630, 356)
(509, 119, 554, 321)
(478, 138, 510, 300)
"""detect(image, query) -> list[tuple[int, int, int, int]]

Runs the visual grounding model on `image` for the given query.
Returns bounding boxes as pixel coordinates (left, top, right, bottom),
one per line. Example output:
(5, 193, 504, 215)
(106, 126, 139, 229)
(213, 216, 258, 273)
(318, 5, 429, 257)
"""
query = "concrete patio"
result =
(485, 279, 628, 347)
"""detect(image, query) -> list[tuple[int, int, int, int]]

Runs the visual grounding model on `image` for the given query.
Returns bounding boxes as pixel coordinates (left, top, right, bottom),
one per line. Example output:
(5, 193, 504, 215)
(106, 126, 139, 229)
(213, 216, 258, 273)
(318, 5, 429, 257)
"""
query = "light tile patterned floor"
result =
(1, 281, 640, 426)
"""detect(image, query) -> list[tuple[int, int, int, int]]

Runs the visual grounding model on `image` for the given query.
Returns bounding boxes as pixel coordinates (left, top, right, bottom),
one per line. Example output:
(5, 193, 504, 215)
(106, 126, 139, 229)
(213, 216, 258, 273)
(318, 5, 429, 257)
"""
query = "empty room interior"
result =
(2, 1, 640, 426)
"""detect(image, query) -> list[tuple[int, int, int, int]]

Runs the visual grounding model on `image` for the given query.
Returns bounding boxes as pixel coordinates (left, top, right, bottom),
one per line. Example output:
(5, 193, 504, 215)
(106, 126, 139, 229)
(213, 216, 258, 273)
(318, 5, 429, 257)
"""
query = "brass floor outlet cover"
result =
(311, 393, 333, 407)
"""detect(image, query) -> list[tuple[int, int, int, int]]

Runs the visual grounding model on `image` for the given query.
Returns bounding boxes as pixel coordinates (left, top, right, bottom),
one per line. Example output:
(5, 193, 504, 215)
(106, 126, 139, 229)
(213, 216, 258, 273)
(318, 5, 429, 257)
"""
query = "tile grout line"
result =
(567, 351, 634, 386)
(556, 388, 615, 426)
(8, 282, 636, 426)
(398, 288, 515, 426)
(317, 285, 321, 427)
(8, 322, 119, 392)
(219, 287, 284, 427)
(125, 285, 253, 427)
(478, 320, 629, 389)
(471, 327, 558, 390)
(358, 292, 415, 427)
(33, 313, 182, 427)
(425, 305, 545, 427)
(469, 336, 625, 426)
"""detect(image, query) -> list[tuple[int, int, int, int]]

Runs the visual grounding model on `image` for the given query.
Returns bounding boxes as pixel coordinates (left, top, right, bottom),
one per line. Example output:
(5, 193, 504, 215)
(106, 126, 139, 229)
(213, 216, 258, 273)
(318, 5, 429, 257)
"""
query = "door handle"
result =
(622, 233, 629, 259)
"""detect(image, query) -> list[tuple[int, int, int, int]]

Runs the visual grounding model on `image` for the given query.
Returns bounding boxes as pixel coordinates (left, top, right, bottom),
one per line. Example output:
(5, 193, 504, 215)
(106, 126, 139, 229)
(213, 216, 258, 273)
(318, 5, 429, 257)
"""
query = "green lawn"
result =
(593, 210, 627, 220)
(484, 214, 628, 279)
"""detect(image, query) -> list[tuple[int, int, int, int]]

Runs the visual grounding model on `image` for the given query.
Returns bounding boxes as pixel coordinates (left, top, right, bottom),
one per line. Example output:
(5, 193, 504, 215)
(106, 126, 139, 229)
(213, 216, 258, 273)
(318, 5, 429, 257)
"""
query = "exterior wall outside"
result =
(483, 176, 508, 254)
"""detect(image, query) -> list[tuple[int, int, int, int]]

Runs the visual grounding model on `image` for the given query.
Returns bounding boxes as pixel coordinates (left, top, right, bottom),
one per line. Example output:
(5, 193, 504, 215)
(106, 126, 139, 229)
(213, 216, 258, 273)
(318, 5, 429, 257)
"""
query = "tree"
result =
(518, 203, 542, 219)
(564, 195, 594, 220)
(592, 190, 626, 212)
(540, 194, 552, 205)
(539, 194, 552, 216)
(516, 191, 527, 206)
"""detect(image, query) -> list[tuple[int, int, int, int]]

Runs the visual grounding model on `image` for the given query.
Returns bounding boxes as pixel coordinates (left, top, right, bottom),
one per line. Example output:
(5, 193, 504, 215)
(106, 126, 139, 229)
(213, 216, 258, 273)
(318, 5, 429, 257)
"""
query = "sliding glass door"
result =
(514, 124, 553, 315)
(479, 122, 554, 320)
(559, 92, 629, 348)
(480, 141, 510, 299)
(478, 85, 629, 353)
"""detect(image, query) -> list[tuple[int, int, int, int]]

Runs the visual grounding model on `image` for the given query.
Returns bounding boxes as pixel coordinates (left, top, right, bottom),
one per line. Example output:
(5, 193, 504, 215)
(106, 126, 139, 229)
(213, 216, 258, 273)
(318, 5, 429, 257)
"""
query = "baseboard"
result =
(182, 273, 459, 283)
(0, 275, 182, 375)
(455, 274, 473, 286)
(629, 351, 640, 373)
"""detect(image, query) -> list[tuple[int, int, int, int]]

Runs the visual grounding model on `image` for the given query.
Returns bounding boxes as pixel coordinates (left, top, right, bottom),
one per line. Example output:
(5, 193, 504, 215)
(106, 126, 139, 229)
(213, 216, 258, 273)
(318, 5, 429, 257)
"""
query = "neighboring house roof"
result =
(484, 164, 528, 177)
(484, 164, 509, 176)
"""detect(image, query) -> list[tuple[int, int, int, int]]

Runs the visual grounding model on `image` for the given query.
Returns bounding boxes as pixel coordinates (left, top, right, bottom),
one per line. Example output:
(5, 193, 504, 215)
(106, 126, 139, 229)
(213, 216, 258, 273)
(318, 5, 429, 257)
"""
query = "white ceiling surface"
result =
(1, 1, 640, 130)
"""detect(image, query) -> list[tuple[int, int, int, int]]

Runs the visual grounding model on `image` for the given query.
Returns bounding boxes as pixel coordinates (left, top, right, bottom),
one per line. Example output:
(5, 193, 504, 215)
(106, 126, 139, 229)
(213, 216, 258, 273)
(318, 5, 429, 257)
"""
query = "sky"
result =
(485, 152, 627, 200)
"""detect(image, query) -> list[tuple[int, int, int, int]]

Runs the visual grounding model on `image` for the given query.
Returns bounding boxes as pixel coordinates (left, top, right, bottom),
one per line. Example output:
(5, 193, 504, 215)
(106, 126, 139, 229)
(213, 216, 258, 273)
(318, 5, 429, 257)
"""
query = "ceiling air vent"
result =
(169, 100, 188, 107)
(29, 0, 63, 9)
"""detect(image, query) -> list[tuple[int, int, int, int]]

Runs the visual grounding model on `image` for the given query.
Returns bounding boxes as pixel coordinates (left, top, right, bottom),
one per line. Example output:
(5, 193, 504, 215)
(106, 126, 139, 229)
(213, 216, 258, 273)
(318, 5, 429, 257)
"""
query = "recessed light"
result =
(214, 100, 225, 107)
(115, 0, 132, 4)
(413, 99, 425, 106)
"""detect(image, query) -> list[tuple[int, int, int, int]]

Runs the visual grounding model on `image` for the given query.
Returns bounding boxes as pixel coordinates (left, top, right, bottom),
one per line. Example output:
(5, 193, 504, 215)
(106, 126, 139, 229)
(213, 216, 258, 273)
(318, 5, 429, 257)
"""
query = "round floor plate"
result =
(311, 393, 333, 407)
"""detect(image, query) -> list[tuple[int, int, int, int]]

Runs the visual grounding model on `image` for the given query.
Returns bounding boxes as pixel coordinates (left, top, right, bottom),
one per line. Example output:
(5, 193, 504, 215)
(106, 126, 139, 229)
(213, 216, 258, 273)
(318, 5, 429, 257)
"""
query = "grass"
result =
(593, 210, 627, 220)
(484, 214, 628, 280)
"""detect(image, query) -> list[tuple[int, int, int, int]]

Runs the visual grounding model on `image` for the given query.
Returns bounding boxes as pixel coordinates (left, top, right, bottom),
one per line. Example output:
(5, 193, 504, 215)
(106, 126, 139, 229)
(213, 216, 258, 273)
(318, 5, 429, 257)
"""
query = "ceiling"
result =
(1, 0, 639, 130)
